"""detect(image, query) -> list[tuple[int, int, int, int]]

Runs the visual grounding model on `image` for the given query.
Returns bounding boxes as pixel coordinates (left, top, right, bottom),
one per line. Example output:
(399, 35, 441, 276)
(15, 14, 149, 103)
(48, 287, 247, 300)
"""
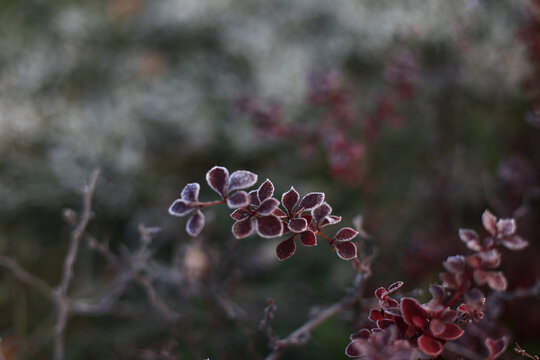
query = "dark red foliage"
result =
(276, 236, 296, 260)
(346, 211, 529, 359)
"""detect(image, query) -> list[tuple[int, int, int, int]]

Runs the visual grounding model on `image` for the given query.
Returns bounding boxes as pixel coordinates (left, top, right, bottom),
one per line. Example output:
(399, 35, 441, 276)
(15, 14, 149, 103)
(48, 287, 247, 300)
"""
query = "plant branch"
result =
(54, 169, 100, 360)
(264, 271, 368, 360)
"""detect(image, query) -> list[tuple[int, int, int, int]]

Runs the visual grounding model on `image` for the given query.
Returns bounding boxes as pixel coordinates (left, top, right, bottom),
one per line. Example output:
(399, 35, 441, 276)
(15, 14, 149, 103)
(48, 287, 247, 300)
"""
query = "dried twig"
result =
(264, 271, 368, 360)
(54, 169, 100, 360)
(515, 342, 540, 360)
(0, 255, 56, 302)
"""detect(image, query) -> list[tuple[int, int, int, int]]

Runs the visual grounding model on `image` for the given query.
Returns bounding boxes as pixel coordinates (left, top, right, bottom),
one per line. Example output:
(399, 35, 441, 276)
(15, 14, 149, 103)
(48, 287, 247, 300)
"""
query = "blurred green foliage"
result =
(0, 0, 539, 359)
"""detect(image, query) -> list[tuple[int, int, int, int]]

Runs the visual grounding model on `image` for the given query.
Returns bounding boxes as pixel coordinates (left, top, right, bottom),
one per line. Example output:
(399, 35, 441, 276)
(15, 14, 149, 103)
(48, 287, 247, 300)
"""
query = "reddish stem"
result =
(197, 199, 226, 208)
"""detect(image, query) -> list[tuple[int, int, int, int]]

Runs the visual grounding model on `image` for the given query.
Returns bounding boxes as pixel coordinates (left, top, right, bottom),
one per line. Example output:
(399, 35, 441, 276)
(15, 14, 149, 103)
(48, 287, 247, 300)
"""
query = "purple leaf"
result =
(482, 210, 497, 236)
(335, 241, 357, 260)
(288, 217, 308, 233)
(257, 179, 274, 202)
(226, 191, 250, 209)
(186, 210, 205, 236)
(501, 235, 528, 250)
(281, 187, 299, 215)
(276, 236, 296, 260)
(257, 198, 280, 215)
(459, 228, 479, 243)
(464, 289, 485, 310)
(256, 216, 283, 238)
(230, 208, 250, 220)
(496, 218, 516, 237)
(181, 183, 200, 202)
(232, 218, 254, 239)
(300, 231, 317, 246)
(333, 227, 358, 242)
(169, 199, 195, 217)
(486, 272, 507, 291)
(298, 192, 324, 210)
(227, 170, 258, 192)
(312, 202, 332, 225)
(442, 255, 465, 274)
(429, 284, 445, 302)
(206, 166, 229, 197)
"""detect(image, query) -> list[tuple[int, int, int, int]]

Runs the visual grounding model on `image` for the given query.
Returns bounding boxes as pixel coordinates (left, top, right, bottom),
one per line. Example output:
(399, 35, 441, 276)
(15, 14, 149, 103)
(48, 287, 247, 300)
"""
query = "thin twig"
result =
(264, 272, 367, 360)
(0, 255, 56, 302)
(54, 169, 100, 360)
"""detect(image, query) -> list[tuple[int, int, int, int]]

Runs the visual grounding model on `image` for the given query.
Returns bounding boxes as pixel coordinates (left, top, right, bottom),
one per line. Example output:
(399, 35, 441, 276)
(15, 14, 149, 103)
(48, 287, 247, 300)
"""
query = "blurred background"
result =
(0, 0, 539, 359)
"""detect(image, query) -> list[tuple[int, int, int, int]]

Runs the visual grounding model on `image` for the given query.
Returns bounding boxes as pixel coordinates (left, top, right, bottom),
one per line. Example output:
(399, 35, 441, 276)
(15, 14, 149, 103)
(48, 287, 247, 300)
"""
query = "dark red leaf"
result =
(387, 281, 404, 294)
(186, 210, 205, 237)
(256, 215, 283, 238)
(298, 192, 324, 210)
(181, 182, 200, 202)
(230, 208, 250, 221)
(334, 241, 357, 260)
(482, 210, 497, 236)
(273, 208, 287, 218)
(485, 337, 508, 360)
(438, 309, 457, 323)
(226, 191, 250, 208)
(276, 236, 296, 260)
(400, 297, 428, 329)
(169, 199, 195, 217)
(257, 179, 274, 202)
(320, 215, 342, 227)
(301, 214, 313, 226)
(350, 328, 371, 340)
(232, 218, 254, 239)
(345, 340, 365, 357)
(501, 235, 528, 250)
(369, 309, 384, 322)
(300, 231, 317, 246)
(376, 319, 395, 329)
(249, 190, 260, 207)
(227, 170, 258, 192)
(288, 217, 308, 233)
(375, 287, 386, 299)
(418, 335, 443, 356)
(433, 322, 463, 340)
(206, 166, 229, 197)
(383, 307, 402, 317)
(312, 202, 332, 225)
(333, 227, 358, 242)
(257, 198, 280, 215)
(281, 187, 299, 214)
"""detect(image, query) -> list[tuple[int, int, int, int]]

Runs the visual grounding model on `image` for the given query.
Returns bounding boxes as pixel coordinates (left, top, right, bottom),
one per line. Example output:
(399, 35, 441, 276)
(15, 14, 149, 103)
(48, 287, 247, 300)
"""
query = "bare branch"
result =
(54, 169, 100, 360)
(264, 272, 367, 360)
(0, 255, 56, 302)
